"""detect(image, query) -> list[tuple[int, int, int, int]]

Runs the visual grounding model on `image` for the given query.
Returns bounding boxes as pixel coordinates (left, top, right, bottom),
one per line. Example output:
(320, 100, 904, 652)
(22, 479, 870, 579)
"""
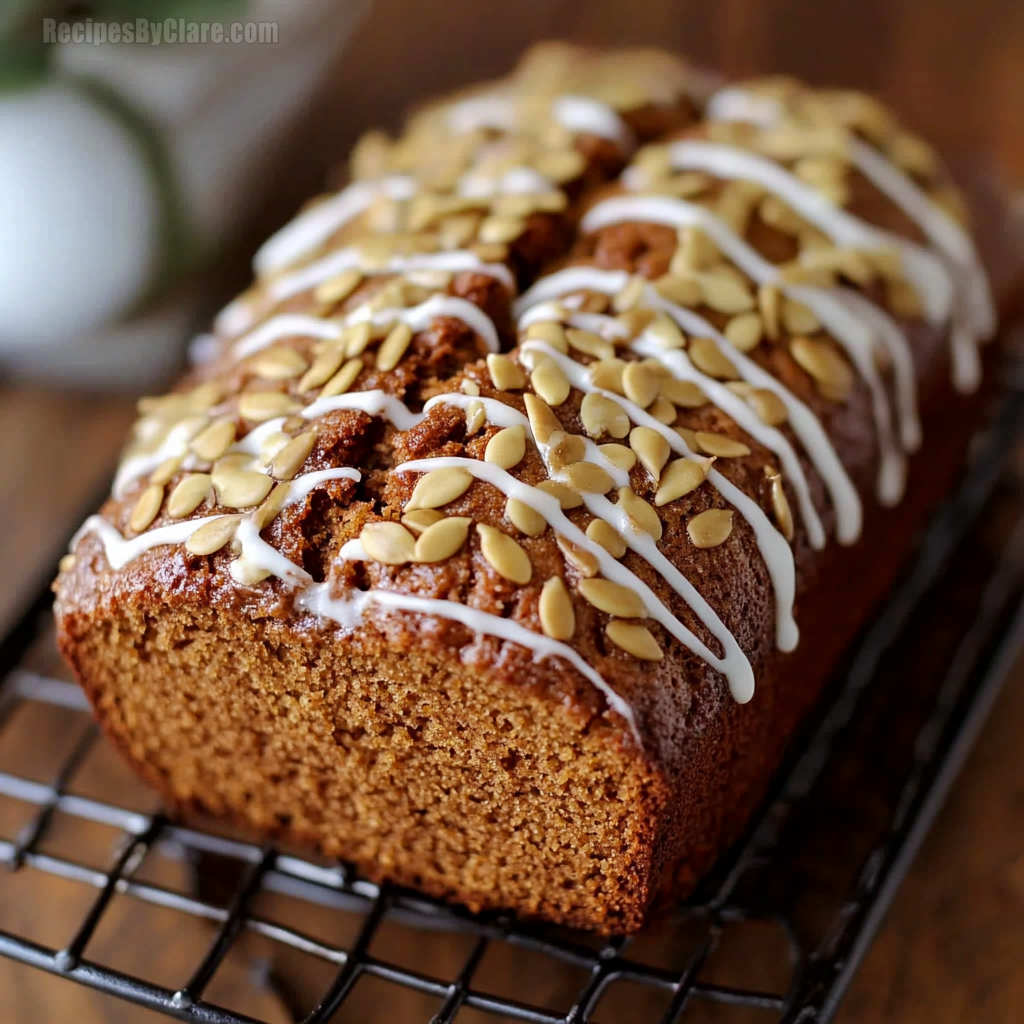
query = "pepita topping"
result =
(69, 49, 994, 741)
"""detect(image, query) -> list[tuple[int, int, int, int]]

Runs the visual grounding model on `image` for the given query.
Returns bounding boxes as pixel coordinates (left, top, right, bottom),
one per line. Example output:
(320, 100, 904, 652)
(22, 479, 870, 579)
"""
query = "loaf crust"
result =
(55, 45, 1016, 932)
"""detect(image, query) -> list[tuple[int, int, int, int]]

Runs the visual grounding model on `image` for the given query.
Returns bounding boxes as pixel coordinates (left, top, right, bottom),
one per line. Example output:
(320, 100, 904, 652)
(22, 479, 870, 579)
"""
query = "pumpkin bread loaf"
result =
(55, 44, 1011, 932)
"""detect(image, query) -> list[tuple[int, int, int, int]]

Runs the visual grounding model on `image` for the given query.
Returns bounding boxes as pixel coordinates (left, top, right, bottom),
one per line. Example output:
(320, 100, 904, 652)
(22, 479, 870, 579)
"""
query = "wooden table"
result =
(3, 0, 1024, 1019)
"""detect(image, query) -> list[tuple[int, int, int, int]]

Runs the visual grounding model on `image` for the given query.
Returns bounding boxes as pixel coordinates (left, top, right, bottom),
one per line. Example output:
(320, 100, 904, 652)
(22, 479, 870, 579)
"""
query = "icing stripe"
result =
(519, 343, 798, 655)
(579, 198, 904, 509)
(650, 139, 954, 326)
(268, 248, 515, 306)
(254, 176, 418, 277)
(385, 456, 757, 700)
(232, 293, 501, 363)
(515, 265, 862, 544)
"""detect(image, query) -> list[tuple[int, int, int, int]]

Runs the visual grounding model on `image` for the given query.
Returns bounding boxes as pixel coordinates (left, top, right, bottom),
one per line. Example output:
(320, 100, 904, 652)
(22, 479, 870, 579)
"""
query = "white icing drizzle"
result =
(446, 91, 632, 148)
(269, 248, 515, 306)
(579, 198, 905, 508)
(705, 86, 996, 392)
(646, 140, 954, 326)
(458, 165, 554, 198)
(214, 297, 254, 338)
(297, 390, 424, 432)
(233, 314, 344, 361)
(254, 176, 418, 277)
(552, 95, 633, 149)
(517, 304, 826, 544)
(384, 456, 757, 700)
(114, 417, 204, 499)
(832, 288, 922, 451)
(80, 467, 359, 579)
(422, 392, 529, 429)
(298, 583, 639, 738)
(76, 513, 224, 570)
(515, 265, 863, 543)
(520, 342, 798, 655)
(347, 294, 500, 354)
(231, 293, 500, 363)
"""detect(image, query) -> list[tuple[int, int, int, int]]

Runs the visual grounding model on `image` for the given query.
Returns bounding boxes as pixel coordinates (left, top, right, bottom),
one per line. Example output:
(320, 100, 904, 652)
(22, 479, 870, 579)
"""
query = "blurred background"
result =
(1, 1, 1024, 1021)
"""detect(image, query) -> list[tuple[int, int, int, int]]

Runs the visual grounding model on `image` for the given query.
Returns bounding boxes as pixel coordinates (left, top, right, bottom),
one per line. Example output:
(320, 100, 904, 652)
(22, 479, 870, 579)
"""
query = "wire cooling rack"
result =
(2, 372, 1024, 1024)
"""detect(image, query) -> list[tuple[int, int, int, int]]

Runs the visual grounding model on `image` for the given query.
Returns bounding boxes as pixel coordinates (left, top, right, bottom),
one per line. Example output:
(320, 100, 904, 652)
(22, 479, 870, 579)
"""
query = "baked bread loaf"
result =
(56, 43, 1012, 933)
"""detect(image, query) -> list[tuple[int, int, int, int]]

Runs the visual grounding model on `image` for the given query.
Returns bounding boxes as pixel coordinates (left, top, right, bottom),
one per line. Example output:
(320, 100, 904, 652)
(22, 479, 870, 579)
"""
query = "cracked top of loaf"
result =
(56, 42, 996, 749)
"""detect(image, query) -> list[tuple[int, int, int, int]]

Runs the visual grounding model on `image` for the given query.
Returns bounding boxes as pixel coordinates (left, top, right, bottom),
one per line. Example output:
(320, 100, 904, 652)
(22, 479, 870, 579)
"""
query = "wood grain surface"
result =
(2, 0, 1024, 1020)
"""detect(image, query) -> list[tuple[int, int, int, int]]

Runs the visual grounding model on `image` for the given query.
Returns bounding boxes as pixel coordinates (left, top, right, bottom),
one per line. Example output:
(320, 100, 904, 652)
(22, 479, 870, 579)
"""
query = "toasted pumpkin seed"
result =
(724, 312, 764, 352)
(589, 358, 626, 393)
(298, 346, 345, 393)
(618, 486, 663, 540)
(524, 320, 569, 354)
(484, 425, 527, 469)
(523, 394, 561, 444)
(655, 459, 706, 506)
(190, 418, 237, 462)
(790, 336, 855, 401)
(579, 577, 646, 618)
(129, 483, 164, 533)
(700, 270, 755, 314)
(249, 346, 308, 381)
(344, 322, 374, 358)
(548, 431, 587, 471)
(539, 577, 575, 640)
(537, 478, 583, 510)
(479, 214, 525, 245)
(566, 327, 614, 361)
(622, 361, 661, 408)
(314, 268, 363, 305)
(556, 534, 599, 577)
(185, 515, 239, 555)
(402, 508, 445, 534)
(478, 524, 532, 583)
(648, 396, 677, 425)
(530, 356, 571, 406)
(630, 426, 671, 480)
(167, 474, 212, 519)
(598, 443, 636, 472)
(767, 469, 795, 541)
(376, 322, 413, 372)
(689, 337, 739, 380)
(253, 483, 290, 530)
(272, 431, 317, 480)
(580, 392, 630, 439)
(654, 273, 703, 307)
(405, 466, 473, 510)
(758, 284, 783, 341)
(464, 400, 486, 436)
(239, 392, 301, 422)
(586, 519, 627, 559)
(361, 521, 416, 565)
(506, 497, 546, 537)
(214, 468, 274, 509)
(414, 516, 472, 563)
(694, 432, 751, 458)
(659, 378, 707, 408)
(688, 508, 734, 548)
(150, 455, 183, 487)
(486, 352, 526, 390)
(564, 461, 614, 494)
(606, 620, 663, 660)
(781, 299, 821, 335)
(612, 276, 646, 313)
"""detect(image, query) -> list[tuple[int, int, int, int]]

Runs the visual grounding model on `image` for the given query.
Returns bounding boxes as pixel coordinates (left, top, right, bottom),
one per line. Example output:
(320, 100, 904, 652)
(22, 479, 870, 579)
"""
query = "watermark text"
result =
(43, 18, 279, 46)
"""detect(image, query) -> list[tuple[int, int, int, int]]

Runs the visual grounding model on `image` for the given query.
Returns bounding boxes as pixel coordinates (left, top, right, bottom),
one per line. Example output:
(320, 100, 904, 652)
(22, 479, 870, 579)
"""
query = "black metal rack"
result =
(2, 375, 1024, 1024)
